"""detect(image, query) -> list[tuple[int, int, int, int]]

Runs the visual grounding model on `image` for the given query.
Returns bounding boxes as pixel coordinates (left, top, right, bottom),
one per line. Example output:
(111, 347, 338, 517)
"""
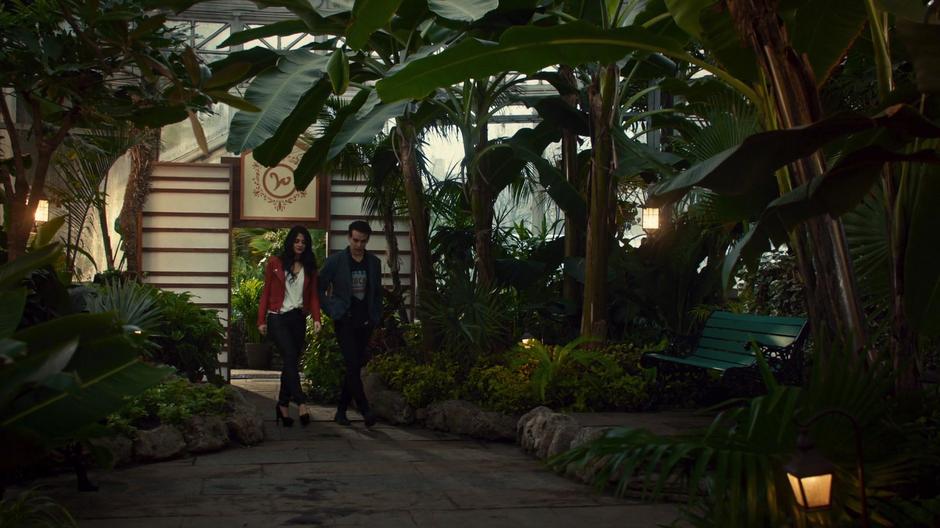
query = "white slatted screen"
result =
(140, 163, 232, 380)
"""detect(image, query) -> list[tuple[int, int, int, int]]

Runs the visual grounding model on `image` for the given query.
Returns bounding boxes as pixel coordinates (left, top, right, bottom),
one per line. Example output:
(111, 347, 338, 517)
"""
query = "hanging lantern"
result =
(641, 207, 659, 230)
(34, 199, 49, 223)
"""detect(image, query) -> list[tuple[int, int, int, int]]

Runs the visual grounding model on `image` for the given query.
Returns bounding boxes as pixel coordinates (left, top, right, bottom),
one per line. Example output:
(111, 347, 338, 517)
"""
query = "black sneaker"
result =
(334, 412, 351, 426)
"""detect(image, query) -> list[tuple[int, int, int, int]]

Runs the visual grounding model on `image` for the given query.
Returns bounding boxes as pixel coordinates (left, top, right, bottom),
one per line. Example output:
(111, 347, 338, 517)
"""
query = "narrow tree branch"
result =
(0, 91, 27, 180)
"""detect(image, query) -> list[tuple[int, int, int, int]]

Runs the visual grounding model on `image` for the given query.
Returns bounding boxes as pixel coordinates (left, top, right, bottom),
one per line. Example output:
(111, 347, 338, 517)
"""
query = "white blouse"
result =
(280, 267, 304, 313)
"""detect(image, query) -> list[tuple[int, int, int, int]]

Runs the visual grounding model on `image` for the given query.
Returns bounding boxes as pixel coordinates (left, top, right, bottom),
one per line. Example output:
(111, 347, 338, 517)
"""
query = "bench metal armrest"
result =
(745, 341, 804, 383)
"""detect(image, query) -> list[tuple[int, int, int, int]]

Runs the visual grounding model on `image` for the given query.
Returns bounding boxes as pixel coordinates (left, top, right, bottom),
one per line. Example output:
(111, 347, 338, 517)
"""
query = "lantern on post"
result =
(34, 199, 49, 223)
(640, 207, 659, 231)
(786, 409, 869, 527)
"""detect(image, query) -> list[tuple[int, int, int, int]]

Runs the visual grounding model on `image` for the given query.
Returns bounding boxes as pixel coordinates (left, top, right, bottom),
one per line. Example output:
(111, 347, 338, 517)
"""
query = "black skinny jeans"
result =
(267, 308, 307, 406)
(335, 319, 373, 415)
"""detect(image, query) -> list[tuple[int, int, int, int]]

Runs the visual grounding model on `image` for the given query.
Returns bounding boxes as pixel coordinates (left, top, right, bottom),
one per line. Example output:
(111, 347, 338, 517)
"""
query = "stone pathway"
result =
(23, 377, 689, 527)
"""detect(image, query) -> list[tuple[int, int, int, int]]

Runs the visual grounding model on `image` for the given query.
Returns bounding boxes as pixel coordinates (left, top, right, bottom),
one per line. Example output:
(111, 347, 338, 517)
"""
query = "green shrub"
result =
(400, 364, 457, 408)
(0, 489, 76, 528)
(230, 277, 264, 343)
(150, 290, 224, 384)
(368, 354, 457, 408)
(463, 365, 535, 414)
(85, 280, 164, 336)
(108, 377, 227, 433)
(301, 315, 343, 403)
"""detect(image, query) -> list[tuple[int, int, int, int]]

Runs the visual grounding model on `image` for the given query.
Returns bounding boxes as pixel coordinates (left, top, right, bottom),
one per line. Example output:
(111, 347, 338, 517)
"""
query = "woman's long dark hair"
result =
(279, 225, 317, 280)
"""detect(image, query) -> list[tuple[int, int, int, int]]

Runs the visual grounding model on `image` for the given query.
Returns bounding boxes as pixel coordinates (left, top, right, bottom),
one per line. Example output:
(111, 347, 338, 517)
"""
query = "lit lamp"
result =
(34, 199, 49, 223)
(520, 332, 537, 349)
(785, 430, 834, 510)
(640, 207, 659, 231)
(786, 410, 869, 527)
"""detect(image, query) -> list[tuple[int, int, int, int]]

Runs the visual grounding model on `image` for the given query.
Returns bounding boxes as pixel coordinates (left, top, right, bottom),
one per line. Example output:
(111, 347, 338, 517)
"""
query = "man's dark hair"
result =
(348, 220, 372, 236)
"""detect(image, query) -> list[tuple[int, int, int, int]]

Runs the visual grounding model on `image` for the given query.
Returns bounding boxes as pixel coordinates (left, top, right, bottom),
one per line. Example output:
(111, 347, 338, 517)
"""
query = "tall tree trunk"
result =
(382, 204, 409, 323)
(728, 0, 867, 351)
(97, 189, 115, 272)
(470, 87, 496, 288)
(864, 2, 918, 390)
(118, 129, 158, 276)
(560, 65, 585, 310)
(395, 118, 437, 354)
(580, 64, 619, 340)
(2, 97, 75, 261)
(118, 128, 159, 277)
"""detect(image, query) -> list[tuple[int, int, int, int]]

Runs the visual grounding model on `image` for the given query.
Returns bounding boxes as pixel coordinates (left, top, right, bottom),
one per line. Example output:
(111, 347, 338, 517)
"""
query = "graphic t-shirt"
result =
(349, 256, 369, 325)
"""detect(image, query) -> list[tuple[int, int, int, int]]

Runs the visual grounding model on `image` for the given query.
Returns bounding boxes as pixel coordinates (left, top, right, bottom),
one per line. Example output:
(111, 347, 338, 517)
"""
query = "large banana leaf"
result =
(0, 288, 27, 338)
(243, 0, 348, 35)
(896, 19, 940, 95)
(2, 312, 171, 440)
(252, 78, 333, 167)
(903, 160, 940, 336)
(427, 0, 498, 22)
(345, 0, 404, 49)
(226, 50, 331, 154)
(326, 98, 410, 159)
(293, 89, 371, 190)
(0, 244, 61, 290)
(667, 0, 759, 83)
(786, 0, 868, 86)
(219, 20, 308, 48)
(376, 21, 754, 103)
(719, 146, 940, 287)
(646, 105, 940, 208)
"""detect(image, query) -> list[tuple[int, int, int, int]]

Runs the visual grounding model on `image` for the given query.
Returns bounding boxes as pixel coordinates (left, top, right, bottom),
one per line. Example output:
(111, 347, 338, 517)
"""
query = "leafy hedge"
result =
(363, 338, 697, 415)
(107, 377, 228, 435)
(301, 315, 343, 402)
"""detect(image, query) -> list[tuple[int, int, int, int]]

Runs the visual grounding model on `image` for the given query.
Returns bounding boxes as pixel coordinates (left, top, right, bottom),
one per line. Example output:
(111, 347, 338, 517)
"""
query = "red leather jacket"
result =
(257, 256, 321, 326)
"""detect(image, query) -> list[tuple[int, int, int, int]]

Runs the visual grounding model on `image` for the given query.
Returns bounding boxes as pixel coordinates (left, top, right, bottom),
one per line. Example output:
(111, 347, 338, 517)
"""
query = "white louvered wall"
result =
(140, 163, 232, 380)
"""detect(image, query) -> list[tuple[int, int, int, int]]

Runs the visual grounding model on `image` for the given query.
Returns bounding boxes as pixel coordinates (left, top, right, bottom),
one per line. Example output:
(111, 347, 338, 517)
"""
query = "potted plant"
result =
(231, 277, 270, 369)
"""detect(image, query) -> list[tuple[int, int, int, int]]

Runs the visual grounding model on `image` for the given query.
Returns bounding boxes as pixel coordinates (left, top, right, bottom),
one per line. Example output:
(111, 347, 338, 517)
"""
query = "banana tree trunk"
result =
(865, 1, 918, 391)
(580, 64, 619, 340)
(560, 65, 585, 309)
(728, 0, 867, 352)
(395, 118, 438, 354)
(469, 80, 496, 288)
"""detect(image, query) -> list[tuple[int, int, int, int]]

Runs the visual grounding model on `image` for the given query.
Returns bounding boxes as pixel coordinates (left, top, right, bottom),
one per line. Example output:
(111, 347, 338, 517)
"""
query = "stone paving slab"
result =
(16, 377, 695, 527)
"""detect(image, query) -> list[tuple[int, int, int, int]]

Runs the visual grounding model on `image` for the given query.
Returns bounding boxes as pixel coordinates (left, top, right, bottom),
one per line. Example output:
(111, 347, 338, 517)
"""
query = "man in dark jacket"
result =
(318, 220, 383, 426)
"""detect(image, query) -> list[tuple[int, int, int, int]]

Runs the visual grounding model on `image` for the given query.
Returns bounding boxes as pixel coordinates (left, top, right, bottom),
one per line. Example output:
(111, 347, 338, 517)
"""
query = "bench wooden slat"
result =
(710, 311, 806, 326)
(643, 311, 808, 376)
(694, 347, 758, 366)
(644, 353, 744, 371)
(700, 327, 800, 348)
(696, 337, 749, 354)
(707, 318, 805, 337)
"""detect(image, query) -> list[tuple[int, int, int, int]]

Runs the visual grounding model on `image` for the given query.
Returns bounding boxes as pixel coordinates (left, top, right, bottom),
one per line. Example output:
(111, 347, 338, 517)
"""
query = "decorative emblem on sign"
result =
(251, 151, 307, 211)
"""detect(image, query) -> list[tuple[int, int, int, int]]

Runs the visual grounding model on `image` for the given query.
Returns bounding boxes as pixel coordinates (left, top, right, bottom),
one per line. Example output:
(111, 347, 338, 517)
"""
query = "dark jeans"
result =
(267, 309, 306, 406)
(335, 319, 373, 416)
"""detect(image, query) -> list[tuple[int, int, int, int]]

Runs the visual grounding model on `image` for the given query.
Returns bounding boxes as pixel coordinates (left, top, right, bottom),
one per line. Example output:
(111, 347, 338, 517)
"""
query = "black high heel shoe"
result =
(275, 404, 294, 427)
(299, 412, 311, 426)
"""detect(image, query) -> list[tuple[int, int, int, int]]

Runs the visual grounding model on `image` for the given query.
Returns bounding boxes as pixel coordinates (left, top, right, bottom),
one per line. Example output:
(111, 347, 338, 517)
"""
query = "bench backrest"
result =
(694, 311, 808, 367)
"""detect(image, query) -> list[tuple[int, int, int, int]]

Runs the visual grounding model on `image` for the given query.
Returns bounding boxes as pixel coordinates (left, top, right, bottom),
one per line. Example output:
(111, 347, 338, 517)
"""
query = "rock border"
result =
(91, 386, 264, 466)
(364, 368, 673, 493)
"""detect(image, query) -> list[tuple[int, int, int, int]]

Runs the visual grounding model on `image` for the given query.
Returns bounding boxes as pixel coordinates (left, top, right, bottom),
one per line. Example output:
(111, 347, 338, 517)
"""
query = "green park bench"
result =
(642, 311, 809, 384)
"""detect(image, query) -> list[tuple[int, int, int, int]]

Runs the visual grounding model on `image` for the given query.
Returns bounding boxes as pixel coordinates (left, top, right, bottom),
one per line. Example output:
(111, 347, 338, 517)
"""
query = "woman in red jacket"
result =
(258, 225, 322, 427)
